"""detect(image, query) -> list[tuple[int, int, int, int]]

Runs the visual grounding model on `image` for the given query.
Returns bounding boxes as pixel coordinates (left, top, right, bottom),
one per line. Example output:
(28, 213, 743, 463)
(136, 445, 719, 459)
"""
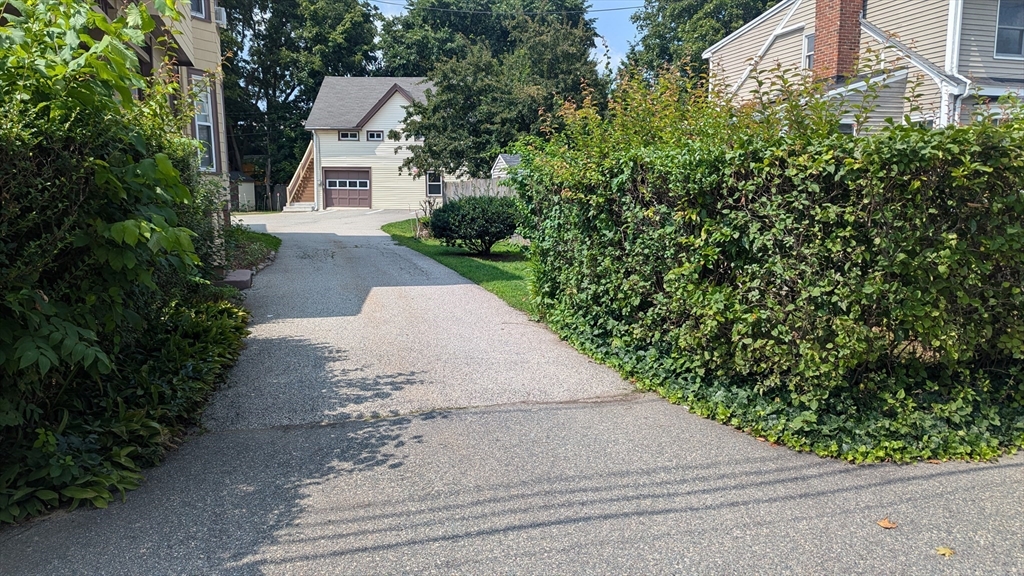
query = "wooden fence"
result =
(443, 178, 514, 200)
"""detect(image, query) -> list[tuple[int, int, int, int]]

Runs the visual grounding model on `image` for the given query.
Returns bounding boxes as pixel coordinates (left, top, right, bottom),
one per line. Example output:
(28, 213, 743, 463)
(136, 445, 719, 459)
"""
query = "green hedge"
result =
(513, 71, 1024, 463)
(0, 0, 250, 521)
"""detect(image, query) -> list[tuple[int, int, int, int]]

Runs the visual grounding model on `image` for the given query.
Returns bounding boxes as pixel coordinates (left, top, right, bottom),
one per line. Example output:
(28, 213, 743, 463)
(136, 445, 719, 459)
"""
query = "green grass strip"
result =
(382, 219, 535, 316)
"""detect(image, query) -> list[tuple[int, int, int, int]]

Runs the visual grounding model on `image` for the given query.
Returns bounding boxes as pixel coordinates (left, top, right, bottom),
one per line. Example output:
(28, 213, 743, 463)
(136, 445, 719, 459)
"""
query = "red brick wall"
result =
(814, 0, 862, 81)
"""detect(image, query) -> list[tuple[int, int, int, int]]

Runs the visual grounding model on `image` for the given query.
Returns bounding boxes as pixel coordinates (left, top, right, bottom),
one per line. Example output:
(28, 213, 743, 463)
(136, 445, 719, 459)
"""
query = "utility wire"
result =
(366, 0, 642, 14)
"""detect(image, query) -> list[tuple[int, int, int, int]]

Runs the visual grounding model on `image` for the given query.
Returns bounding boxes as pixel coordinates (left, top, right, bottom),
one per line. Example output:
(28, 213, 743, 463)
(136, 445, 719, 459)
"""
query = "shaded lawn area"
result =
(382, 219, 535, 316)
(225, 225, 282, 270)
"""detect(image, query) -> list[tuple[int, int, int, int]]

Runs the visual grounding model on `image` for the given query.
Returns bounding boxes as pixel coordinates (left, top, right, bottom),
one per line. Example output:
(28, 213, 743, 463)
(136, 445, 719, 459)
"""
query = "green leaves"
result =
(514, 70, 1024, 463)
(0, 0, 250, 524)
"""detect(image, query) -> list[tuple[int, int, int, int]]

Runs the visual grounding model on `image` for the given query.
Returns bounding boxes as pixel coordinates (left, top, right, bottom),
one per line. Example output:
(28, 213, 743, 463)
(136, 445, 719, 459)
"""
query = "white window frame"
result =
(995, 0, 1024, 59)
(325, 179, 370, 189)
(803, 33, 816, 70)
(426, 171, 443, 197)
(338, 131, 359, 141)
(190, 0, 206, 18)
(194, 81, 216, 172)
(366, 130, 384, 141)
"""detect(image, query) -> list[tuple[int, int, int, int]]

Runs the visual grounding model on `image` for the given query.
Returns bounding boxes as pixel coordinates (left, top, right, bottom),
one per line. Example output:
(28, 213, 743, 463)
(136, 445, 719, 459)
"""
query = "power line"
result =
(366, 0, 642, 14)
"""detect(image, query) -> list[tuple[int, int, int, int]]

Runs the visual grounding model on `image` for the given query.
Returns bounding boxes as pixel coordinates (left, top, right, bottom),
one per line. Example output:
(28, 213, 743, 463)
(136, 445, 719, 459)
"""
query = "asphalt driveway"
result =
(1, 209, 1021, 575)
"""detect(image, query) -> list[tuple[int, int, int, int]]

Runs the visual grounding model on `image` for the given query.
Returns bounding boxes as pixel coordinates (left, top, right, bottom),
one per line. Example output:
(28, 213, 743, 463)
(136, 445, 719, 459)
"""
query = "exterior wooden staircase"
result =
(285, 141, 316, 211)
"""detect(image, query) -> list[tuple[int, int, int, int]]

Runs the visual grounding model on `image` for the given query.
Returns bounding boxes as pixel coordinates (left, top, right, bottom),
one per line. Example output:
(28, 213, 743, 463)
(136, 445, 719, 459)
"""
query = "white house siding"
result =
(959, 0, 1024, 81)
(313, 93, 424, 210)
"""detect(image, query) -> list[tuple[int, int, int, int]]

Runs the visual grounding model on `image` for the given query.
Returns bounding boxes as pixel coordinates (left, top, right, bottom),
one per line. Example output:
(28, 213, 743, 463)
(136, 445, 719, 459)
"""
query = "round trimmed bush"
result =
(428, 195, 520, 255)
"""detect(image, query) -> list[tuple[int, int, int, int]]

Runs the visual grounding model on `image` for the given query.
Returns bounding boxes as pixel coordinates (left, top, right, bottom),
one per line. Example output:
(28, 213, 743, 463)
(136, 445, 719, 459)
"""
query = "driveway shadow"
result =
(0, 334, 446, 575)
(244, 232, 475, 321)
(202, 336, 423, 430)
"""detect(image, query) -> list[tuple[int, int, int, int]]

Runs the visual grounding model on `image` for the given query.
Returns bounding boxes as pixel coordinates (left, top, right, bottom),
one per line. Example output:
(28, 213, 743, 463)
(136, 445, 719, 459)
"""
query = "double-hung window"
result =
(803, 34, 816, 70)
(996, 0, 1024, 58)
(426, 172, 442, 196)
(194, 83, 216, 171)
(191, 0, 206, 18)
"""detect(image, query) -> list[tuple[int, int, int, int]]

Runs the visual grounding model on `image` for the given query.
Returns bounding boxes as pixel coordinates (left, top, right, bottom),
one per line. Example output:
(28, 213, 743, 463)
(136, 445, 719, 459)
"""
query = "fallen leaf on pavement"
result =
(936, 547, 955, 558)
(926, 459, 942, 464)
(877, 517, 897, 529)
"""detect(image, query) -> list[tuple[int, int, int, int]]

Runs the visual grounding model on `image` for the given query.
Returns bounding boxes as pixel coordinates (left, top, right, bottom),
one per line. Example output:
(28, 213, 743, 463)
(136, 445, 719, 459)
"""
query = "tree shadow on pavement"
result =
(243, 232, 475, 321)
(0, 335, 445, 576)
(202, 336, 423, 430)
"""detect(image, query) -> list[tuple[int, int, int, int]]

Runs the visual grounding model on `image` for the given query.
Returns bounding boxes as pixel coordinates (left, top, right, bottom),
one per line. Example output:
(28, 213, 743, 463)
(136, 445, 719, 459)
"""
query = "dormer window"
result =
(996, 0, 1024, 58)
(366, 130, 384, 141)
(338, 131, 359, 141)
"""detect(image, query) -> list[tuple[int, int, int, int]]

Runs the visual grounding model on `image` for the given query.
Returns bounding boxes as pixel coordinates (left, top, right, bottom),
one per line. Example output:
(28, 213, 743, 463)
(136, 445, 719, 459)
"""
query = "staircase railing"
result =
(286, 140, 314, 205)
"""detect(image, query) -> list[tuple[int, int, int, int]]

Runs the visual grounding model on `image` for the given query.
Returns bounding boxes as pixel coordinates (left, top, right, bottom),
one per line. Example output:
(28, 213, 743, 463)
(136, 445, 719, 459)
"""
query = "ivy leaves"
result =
(514, 70, 1024, 463)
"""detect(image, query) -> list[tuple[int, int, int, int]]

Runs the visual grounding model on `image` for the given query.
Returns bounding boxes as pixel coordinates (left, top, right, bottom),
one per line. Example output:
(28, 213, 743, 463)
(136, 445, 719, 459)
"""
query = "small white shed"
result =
(490, 154, 521, 180)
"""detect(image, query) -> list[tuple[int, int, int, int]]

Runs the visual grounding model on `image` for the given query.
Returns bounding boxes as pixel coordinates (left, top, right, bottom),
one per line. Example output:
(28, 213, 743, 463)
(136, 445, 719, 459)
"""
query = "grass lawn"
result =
(382, 219, 535, 316)
(225, 225, 282, 270)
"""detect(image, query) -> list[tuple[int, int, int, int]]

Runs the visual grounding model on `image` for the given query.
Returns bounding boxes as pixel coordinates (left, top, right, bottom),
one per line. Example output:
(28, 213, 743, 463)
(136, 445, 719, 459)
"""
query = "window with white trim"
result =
(191, 0, 206, 18)
(338, 131, 359, 141)
(326, 179, 370, 189)
(426, 171, 442, 196)
(366, 130, 384, 141)
(996, 0, 1024, 57)
(803, 33, 815, 69)
(194, 83, 215, 171)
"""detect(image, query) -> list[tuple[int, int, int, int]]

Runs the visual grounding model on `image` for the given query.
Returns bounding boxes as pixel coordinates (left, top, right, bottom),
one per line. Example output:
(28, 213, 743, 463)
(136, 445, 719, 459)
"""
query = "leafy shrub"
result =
(512, 68, 1024, 463)
(0, 0, 250, 521)
(429, 195, 520, 254)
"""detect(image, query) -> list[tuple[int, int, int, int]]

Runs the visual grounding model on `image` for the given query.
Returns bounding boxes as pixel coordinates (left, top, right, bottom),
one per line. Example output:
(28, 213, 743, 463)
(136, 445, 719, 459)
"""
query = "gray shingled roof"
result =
(304, 77, 431, 130)
(498, 154, 521, 167)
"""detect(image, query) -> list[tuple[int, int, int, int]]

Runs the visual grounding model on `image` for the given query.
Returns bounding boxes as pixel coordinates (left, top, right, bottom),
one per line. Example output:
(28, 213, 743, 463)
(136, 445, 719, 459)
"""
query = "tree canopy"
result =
(378, 0, 595, 76)
(628, 0, 776, 74)
(388, 0, 609, 178)
(219, 0, 378, 191)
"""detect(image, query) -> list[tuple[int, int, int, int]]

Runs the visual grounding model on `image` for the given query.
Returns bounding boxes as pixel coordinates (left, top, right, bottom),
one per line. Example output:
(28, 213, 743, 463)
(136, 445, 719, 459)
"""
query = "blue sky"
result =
(590, 2, 642, 66)
(370, 1, 642, 67)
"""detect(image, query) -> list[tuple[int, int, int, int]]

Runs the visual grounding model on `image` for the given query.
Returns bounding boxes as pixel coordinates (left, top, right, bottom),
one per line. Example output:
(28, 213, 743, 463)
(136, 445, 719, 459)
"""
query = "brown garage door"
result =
(324, 169, 371, 208)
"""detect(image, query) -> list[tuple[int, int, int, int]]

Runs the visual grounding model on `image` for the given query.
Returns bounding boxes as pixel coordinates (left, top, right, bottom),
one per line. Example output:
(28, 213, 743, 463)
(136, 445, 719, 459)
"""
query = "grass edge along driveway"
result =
(382, 219, 535, 316)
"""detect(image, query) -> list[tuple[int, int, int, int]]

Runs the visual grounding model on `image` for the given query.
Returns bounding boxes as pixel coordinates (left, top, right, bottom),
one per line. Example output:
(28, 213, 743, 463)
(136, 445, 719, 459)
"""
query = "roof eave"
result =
(353, 83, 417, 129)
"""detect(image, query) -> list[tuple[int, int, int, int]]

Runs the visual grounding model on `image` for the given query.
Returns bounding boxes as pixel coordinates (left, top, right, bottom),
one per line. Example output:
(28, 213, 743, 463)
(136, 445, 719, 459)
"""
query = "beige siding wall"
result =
(709, 1, 796, 96)
(760, 27, 806, 72)
(711, 0, 818, 97)
(144, 0, 195, 65)
(314, 93, 427, 210)
(863, 0, 949, 67)
(189, 18, 228, 180)
(959, 0, 1024, 80)
(839, 75, 910, 128)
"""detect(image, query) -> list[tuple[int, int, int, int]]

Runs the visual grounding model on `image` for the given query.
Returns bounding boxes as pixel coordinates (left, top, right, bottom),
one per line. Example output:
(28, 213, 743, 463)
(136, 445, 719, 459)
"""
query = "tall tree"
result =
(220, 0, 378, 199)
(378, 0, 593, 76)
(387, 3, 608, 177)
(628, 0, 776, 74)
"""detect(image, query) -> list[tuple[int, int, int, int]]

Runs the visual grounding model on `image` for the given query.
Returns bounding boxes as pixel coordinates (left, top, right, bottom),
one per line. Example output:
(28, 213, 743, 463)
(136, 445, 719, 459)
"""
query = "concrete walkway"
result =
(1, 209, 1022, 575)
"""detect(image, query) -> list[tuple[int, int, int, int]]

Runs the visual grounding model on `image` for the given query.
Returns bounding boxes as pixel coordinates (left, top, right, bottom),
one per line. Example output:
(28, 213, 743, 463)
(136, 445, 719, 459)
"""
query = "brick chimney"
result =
(813, 0, 863, 82)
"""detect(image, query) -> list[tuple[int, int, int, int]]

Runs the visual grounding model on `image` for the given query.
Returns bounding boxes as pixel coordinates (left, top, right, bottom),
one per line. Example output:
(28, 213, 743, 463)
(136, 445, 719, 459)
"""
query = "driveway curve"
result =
(1, 210, 1021, 575)
(202, 209, 632, 431)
